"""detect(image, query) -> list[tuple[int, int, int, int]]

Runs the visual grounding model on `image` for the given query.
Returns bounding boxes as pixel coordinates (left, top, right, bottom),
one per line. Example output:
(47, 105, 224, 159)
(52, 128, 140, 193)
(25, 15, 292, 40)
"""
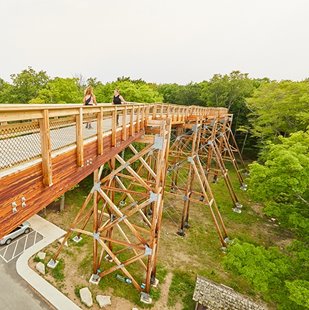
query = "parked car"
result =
(0, 222, 31, 245)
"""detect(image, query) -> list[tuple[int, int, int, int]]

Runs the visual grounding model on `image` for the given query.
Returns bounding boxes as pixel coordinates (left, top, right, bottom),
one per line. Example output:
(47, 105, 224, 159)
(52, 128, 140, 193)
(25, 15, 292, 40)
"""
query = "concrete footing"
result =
(89, 274, 101, 285)
(140, 292, 152, 304)
(72, 236, 83, 243)
(177, 229, 185, 236)
(240, 184, 248, 191)
(235, 202, 243, 209)
(232, 207, 242, 214)
(151, 278, 159, 288)
(47, 259, 59, 269)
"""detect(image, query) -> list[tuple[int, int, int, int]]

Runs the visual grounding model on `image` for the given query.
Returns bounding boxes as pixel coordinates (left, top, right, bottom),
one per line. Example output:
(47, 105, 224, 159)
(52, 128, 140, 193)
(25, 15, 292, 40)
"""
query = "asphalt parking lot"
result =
(0, 230, 43, 263)
(0, 225, 52, 310)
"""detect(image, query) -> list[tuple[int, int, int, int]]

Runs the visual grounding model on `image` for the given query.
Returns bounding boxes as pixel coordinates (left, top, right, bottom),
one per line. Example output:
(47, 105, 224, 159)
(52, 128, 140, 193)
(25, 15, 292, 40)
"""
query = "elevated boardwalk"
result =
(0, 103, 227, 238)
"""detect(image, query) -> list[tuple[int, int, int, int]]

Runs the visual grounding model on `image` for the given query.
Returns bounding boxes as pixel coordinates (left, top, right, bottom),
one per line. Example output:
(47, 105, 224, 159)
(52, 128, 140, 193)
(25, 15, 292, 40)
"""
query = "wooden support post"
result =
(76, 108, 84, 167)
(60, 194, 65, 212)
(136, 106, 141, 132)
(152, 105, 157, 119)
(141, 105, 145, 130)
(122, 105, 127, 141)
(39, 109, 53, 186)
(130, 106, 134, 136)
(167, 105, 170, 119)
(93, 169, 99, 274)
(97, 107, 104, 155)
(112, 107, 117, 147)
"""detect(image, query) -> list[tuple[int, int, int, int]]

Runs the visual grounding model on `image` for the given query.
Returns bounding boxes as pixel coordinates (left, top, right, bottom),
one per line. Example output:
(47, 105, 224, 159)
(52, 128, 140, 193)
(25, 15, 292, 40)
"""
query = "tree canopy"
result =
(247, 81, 309, 142)
(248, 131, 309, 238)
(30, 78, 83, 104)
(7, 67, 49, 103)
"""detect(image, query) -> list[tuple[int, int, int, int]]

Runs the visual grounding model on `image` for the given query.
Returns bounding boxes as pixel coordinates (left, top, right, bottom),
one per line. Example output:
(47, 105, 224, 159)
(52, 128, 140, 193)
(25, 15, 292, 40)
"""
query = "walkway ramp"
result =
(0, 103, 226, 238)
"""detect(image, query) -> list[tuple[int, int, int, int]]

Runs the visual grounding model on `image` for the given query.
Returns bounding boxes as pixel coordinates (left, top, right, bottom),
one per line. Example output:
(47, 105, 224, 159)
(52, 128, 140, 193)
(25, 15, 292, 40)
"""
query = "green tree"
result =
(224, 241, 290, 294)
(158, 83, 183, 104)
(224, 241, 306, 309)
(0, 78, 14, 103)
(247, 81, 309, 142)
(9, 67, 49, 103)
(94, 80, 162, 103)
(158, 82, 205, 106)
(30, 78, 83, 103)
(286, 280, 309, 308)
(86, 77, 102, 88)
(205, 71, 254, 108)
(248, 131, 309, 237)
(249, 131, 309, 202)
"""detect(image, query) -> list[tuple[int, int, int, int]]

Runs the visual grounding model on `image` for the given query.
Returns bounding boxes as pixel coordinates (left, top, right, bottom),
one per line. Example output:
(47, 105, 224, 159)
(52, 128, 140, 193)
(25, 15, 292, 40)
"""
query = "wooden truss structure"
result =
(44, 106, 247, 301)
(48, 119, 171, 302)
(212, 114, 248, 189)
(165, 114, 247, 241)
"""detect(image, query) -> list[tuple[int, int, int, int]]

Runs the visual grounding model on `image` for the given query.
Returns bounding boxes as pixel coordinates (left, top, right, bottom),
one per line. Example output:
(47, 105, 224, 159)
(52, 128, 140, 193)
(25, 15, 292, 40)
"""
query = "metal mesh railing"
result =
(0, 120, 41, 169)
(49, 116, 76, 151)
(83, 113, 98, 139)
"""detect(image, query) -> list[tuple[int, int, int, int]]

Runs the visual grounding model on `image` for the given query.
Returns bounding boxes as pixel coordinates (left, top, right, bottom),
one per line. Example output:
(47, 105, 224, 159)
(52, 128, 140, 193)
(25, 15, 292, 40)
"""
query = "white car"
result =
(0, 222, 31, 245)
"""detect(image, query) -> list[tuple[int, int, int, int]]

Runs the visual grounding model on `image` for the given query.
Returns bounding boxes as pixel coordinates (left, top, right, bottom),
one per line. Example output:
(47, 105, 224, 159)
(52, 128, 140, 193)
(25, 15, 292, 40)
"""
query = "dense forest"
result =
(1, 67, 309, 308)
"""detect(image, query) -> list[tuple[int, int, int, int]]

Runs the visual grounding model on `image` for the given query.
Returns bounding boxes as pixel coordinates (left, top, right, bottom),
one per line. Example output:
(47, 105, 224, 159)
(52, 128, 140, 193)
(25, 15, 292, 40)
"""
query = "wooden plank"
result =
(97, 108, 103, 155)
(39, 110, 53, 186)
(112, 107, 117, 147)
(141, 105, 145, 130)
(136, 106, 141, 132)
(76, 108, 84, 166)
(122, 105, 127, 141)
(130, 107, 134, 136)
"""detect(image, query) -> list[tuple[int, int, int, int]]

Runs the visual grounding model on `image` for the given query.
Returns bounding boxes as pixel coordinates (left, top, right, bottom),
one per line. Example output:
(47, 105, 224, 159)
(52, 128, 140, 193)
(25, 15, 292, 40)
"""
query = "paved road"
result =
(0, 257, 52, 310)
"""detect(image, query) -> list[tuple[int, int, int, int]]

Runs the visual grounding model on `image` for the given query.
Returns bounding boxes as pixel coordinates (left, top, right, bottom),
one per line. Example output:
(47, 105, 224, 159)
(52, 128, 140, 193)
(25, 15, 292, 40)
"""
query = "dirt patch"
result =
(152, 272, 172, 310)
(250, 203, 264, 217)
(107, 296, 135, 310)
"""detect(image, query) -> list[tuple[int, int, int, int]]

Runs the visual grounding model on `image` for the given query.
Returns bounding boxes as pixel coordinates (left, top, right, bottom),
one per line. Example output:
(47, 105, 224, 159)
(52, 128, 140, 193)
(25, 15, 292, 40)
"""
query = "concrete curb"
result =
(16, 215, 81, 310)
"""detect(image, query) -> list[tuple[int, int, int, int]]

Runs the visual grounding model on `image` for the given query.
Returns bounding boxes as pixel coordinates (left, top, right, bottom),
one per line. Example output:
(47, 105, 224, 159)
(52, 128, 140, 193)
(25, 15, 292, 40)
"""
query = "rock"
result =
(96, 295, 111, 308)
(37, 251, 46, 260)
(80, 287, 93, 307)
(132, 308, 139, 310)
(36, 262, 45, 275)
(57, 237, 68, 247)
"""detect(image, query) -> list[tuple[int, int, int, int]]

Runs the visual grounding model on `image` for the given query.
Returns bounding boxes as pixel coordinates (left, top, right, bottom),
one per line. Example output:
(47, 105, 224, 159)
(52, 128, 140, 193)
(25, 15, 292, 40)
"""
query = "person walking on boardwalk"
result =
(112, 89, 126, 125)
(83, 86, 97, 129)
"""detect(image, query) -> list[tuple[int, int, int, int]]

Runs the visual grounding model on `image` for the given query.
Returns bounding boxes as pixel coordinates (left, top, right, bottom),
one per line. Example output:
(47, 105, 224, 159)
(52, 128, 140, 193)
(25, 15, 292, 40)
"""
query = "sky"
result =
(0, 0, 308, 84)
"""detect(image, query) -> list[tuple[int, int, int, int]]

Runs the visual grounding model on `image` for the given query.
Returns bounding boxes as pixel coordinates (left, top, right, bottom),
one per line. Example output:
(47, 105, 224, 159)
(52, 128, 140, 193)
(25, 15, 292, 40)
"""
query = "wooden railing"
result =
(0, 103, 227, 177)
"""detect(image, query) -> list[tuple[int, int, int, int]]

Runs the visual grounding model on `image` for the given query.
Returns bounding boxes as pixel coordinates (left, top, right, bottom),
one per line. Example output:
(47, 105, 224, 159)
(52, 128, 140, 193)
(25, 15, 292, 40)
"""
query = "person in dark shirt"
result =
(112, 89, 126, 125)
(113, 89, 126, 105)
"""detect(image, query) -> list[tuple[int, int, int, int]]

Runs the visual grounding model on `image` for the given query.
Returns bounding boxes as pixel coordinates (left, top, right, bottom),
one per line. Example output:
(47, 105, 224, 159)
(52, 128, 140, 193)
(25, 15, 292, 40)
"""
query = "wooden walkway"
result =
(0, 103, 227, 238)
